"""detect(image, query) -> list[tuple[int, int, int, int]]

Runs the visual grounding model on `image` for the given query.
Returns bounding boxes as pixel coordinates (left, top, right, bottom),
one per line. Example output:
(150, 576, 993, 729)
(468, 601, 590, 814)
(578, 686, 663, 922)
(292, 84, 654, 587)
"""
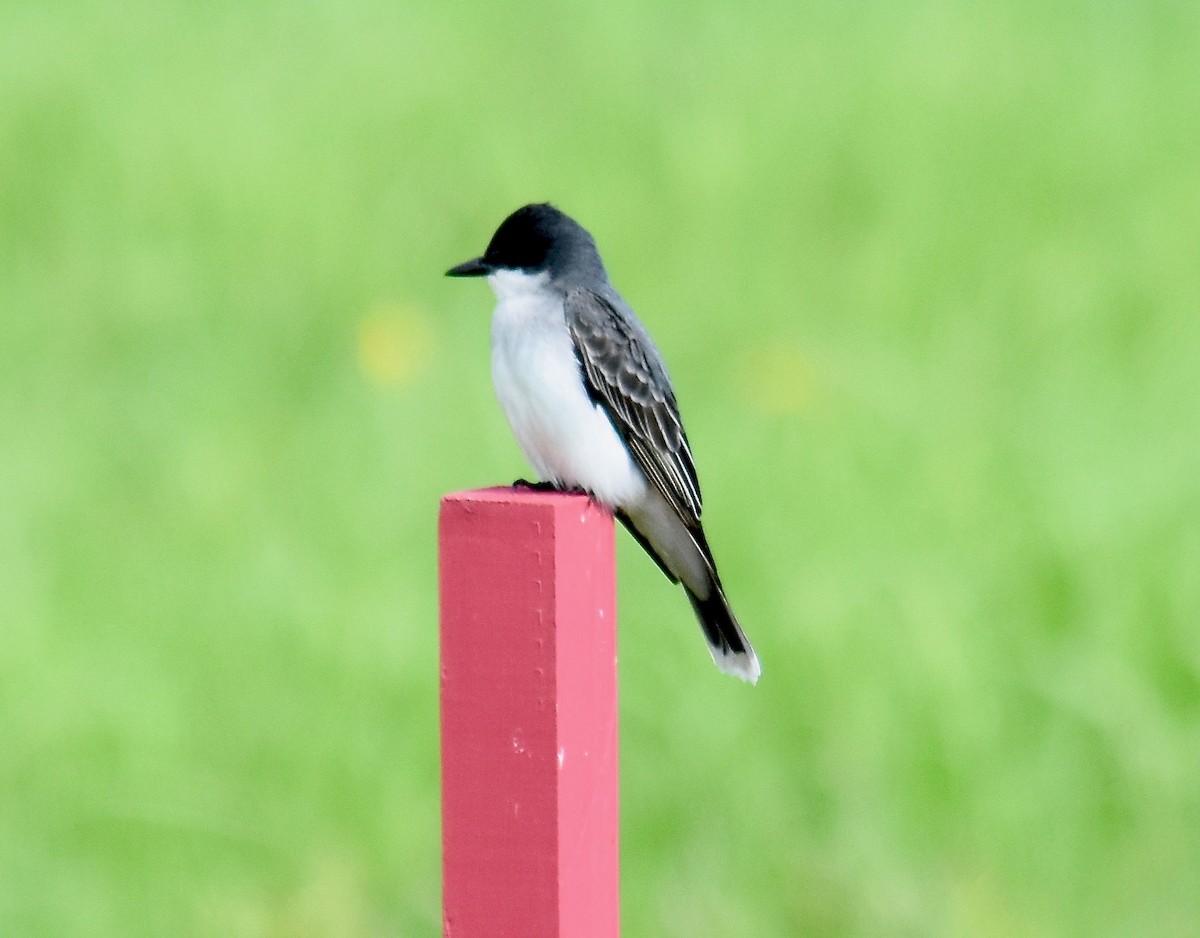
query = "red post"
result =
(438, 488, 619, 937)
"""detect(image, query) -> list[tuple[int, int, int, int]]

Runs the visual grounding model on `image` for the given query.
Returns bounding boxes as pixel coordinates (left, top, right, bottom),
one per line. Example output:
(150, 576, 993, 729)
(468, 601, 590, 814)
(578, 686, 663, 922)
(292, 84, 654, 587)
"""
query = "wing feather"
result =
(564, 289, 703, 527)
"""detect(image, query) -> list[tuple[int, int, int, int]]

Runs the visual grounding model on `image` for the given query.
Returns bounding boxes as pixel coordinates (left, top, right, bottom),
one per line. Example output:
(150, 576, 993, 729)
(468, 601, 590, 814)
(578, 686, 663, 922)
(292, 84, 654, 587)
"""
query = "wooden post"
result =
(438, 488, 619, 937)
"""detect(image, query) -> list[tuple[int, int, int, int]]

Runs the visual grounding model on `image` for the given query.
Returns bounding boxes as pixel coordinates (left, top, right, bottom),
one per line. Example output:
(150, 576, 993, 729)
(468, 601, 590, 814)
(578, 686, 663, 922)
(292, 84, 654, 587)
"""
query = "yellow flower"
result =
(734, 340, 816, 415)
(356, 303, 434, 388)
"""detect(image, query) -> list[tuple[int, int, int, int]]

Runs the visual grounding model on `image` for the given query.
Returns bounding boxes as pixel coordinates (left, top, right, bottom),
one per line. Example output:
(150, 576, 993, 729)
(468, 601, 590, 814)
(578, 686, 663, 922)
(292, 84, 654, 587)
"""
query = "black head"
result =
(446, 203, 605, 282)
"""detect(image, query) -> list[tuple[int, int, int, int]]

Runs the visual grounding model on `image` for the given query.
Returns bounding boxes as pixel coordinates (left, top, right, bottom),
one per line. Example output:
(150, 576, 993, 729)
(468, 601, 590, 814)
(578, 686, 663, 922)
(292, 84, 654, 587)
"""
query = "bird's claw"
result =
(511, 479, 599, 507)
(512, 478, 560, 492)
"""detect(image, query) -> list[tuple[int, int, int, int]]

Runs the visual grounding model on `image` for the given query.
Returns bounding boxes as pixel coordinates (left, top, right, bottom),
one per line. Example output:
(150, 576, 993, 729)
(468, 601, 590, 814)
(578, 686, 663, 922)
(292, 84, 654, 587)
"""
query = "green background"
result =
(3, 1, 1199, 935)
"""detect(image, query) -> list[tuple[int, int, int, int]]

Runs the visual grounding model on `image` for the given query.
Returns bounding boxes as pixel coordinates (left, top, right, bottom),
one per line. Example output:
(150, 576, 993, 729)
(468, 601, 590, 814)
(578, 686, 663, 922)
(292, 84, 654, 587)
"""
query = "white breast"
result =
(487, 270, 647, 509)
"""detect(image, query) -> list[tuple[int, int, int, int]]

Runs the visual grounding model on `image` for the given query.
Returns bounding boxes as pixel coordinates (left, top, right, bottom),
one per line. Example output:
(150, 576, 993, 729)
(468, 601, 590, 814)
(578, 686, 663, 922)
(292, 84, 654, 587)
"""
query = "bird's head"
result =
(446, 203, 606, 292)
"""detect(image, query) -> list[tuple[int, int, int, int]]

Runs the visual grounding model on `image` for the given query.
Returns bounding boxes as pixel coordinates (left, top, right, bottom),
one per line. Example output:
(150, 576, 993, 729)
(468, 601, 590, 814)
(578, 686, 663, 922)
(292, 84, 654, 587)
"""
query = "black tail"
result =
(615, 508, 761, 683)
(685, 584, 761, 684)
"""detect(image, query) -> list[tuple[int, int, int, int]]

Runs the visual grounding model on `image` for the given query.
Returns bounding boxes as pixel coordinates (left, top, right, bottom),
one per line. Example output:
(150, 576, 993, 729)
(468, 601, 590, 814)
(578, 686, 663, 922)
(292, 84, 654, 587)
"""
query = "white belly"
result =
(489, 279, 647, 509)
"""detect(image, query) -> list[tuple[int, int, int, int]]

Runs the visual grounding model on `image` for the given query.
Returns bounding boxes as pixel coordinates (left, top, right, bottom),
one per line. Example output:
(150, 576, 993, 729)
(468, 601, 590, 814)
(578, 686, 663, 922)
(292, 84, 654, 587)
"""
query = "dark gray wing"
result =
(564, 288, 703, 527)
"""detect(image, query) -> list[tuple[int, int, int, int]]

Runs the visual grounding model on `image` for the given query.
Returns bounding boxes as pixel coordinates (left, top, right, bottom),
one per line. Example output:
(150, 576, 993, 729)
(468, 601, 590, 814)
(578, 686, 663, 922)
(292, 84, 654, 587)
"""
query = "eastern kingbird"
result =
(447, 203, 761, 683)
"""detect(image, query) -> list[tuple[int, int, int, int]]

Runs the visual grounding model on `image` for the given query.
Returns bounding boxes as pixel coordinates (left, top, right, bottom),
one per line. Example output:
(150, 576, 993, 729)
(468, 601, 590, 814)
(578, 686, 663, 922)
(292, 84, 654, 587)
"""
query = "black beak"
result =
(446, 257, 492, 278)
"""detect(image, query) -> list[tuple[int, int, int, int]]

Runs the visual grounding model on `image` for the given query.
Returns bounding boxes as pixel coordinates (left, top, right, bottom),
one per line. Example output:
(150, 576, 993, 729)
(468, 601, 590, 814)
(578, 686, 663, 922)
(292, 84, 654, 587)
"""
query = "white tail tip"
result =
(713, 646, 761, 684)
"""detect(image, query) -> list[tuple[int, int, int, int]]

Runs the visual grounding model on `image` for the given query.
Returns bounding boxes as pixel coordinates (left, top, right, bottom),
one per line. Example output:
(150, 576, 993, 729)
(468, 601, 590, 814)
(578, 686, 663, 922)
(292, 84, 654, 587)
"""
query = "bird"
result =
(446, 203, 760, 683)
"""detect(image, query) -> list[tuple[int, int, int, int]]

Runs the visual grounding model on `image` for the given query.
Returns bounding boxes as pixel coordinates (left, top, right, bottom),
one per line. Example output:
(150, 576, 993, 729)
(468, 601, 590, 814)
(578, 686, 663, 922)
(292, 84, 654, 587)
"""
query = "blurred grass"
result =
(2, 0, 1199, 934)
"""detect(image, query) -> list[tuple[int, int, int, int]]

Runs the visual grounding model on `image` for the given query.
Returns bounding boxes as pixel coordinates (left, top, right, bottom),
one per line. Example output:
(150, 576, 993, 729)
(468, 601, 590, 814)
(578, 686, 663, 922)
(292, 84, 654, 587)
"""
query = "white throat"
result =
(486, 268, 553, 303)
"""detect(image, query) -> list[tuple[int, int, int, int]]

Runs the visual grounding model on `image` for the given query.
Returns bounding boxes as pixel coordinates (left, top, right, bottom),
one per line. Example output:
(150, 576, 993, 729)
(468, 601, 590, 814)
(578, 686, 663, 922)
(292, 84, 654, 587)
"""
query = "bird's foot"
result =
(512, 479, 560, 493)
(512, 479, 598, 505)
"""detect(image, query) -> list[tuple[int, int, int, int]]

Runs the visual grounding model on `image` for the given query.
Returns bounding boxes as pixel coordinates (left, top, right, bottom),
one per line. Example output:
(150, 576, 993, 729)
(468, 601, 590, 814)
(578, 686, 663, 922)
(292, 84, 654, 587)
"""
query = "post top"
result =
(441, 486, 606, 511)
